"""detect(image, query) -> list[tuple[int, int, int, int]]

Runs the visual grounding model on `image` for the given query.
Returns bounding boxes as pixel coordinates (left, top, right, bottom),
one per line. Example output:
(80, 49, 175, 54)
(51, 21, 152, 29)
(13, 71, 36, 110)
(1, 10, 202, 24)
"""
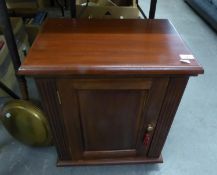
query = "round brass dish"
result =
(0, 100, 52, 146)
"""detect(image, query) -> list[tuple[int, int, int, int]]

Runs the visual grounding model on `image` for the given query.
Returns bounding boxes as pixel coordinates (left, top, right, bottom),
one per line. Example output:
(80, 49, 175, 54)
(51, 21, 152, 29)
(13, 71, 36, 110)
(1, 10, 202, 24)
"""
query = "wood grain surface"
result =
(19, 19, 203, 76)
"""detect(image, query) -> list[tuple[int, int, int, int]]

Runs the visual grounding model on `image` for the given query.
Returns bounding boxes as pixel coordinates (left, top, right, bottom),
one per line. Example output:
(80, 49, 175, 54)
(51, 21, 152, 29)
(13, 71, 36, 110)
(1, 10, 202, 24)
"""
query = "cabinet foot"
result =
(57, 155, 163, 166)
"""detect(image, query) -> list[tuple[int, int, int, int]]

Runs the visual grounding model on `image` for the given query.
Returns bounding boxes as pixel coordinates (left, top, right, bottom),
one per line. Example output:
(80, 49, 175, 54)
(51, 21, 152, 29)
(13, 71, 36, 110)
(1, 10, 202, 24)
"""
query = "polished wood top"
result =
(19, 19, 203, 76)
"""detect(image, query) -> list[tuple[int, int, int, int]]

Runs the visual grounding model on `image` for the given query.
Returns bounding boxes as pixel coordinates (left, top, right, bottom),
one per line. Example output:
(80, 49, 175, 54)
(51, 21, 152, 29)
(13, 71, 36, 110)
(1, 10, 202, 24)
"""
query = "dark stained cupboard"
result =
(19, 19, 203, 166)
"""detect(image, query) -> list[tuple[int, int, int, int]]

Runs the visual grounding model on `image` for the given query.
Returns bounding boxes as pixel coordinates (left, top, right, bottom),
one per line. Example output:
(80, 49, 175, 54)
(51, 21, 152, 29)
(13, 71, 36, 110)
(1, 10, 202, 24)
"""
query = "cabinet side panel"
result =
(148, 77, 189, 158)
(36, 79, 72, 160)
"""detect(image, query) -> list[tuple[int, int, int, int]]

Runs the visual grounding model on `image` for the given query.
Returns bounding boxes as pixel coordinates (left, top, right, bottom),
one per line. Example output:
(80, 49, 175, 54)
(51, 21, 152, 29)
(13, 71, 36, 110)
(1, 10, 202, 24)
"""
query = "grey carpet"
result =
(0, 0, 217, 174)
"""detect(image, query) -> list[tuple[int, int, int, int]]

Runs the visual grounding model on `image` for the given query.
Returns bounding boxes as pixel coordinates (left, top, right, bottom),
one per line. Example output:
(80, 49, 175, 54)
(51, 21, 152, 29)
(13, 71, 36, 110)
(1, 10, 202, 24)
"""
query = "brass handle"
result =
(146, 124, 154, 132)
(143, 124, 155, 146)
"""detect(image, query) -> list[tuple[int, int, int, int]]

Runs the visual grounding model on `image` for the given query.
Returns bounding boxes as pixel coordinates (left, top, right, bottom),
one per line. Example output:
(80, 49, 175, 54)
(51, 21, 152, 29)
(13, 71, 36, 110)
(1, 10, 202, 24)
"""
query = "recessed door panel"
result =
(78, 90, 148, 151)
(57, 78, 168, 160)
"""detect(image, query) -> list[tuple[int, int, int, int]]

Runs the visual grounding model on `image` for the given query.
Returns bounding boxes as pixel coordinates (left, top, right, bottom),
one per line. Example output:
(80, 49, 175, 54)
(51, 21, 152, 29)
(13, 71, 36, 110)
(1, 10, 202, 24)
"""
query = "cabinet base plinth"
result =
(57, 155, 163, 166)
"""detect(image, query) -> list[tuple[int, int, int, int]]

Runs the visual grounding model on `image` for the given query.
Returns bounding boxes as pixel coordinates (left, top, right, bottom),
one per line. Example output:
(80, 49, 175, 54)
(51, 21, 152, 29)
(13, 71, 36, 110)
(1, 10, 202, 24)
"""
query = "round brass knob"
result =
(147, 124, 154, 132)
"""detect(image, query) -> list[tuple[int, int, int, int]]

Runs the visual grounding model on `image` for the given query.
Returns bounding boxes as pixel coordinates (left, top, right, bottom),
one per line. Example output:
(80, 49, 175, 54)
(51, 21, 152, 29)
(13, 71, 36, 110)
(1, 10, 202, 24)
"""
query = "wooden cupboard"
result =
(19, 19, 203, 166)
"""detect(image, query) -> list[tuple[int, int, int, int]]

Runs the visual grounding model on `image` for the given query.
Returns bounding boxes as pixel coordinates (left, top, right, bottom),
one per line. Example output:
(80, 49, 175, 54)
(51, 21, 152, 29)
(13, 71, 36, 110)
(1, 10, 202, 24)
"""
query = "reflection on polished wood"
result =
(19, 19, 203, 76)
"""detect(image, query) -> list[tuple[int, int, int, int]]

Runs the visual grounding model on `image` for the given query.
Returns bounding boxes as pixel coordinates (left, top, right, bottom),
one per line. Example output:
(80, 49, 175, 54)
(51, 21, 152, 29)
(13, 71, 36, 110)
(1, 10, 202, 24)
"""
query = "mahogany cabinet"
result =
(19, 19, 203, 166)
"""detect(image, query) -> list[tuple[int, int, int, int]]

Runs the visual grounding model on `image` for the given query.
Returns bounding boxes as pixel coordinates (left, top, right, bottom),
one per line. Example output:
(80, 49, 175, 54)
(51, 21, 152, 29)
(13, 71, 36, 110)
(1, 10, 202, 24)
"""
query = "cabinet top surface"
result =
(19, 19, 203, 76)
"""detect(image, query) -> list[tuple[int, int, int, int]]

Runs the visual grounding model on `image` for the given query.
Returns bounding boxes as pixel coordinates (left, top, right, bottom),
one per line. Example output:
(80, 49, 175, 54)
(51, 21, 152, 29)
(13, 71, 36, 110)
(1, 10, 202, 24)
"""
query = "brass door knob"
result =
(147, 124, 154, 132)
